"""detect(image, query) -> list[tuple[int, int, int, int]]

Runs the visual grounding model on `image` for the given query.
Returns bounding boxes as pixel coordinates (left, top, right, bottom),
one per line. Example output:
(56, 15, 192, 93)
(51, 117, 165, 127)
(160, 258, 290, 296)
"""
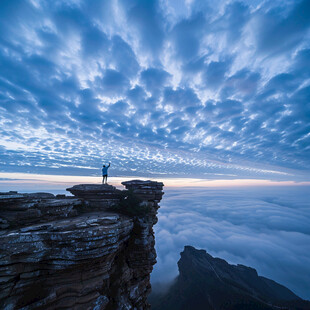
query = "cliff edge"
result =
(0, 180, 164, 310)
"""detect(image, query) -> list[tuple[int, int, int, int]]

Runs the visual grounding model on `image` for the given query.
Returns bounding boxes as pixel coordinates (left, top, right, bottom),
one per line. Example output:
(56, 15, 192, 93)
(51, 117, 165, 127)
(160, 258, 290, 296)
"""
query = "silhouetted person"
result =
(102, 163, 110, 184)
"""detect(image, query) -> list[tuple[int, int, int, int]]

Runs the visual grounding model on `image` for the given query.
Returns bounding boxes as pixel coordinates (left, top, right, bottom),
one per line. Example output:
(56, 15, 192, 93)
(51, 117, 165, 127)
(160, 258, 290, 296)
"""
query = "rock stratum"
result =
(0, 180, 164, 310)
(150, 246, 310, 310)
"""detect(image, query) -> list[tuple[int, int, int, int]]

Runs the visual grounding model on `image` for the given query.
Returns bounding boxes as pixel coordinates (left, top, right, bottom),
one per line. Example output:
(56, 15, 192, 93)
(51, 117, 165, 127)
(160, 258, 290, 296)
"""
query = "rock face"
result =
(0, 180, 164, 310)
(150, 246, 310, 310)
(66, 184, 120, 208)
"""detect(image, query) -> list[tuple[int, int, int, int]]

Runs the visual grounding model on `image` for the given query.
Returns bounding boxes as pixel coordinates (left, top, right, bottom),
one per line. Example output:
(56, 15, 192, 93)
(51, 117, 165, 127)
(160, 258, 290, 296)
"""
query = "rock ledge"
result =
(0, 180, 164, 310)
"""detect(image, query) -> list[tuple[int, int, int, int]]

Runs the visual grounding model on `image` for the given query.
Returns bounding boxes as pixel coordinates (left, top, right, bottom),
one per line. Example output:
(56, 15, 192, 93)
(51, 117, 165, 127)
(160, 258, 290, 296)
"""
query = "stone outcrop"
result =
(150, 246, 310, 310)
(0, 180, 164, 310)
(121, 180, 164, 202)
(66, 184, 120, 208)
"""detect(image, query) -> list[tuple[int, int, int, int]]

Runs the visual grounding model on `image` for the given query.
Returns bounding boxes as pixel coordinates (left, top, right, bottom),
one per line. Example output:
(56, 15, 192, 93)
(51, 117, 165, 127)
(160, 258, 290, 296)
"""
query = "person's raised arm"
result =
(108, 162, 111, 167)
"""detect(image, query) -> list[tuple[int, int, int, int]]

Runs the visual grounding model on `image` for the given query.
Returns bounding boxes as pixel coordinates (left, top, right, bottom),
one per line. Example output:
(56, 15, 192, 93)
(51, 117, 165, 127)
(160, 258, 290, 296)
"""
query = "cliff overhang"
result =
(0, 180, 164, 310)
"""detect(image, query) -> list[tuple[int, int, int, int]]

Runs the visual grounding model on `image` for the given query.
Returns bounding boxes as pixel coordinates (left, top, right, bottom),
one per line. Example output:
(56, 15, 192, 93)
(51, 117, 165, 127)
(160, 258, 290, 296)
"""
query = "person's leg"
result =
(102, 175, 105, 184)
(103, 175, 107, 184)
(106, 174, 108, 184)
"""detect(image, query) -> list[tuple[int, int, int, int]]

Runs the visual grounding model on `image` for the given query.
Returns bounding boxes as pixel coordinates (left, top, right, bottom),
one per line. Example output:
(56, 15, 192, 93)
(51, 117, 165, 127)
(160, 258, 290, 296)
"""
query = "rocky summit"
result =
(150, 246, 310, 310)
(0, 180, 164, 310)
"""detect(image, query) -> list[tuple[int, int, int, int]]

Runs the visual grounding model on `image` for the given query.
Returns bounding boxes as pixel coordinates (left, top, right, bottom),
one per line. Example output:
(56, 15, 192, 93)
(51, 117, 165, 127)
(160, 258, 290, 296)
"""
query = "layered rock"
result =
(0, 191, 80, 229)
(66, 184, 120, 208)
(150, 246, 310, 310)
(121, 180, 164, 203)
(0, 180, 164, 310)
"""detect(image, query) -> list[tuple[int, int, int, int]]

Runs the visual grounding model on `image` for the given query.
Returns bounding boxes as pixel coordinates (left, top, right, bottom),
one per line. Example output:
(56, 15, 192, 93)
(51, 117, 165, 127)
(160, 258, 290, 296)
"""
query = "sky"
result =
(151, 186, 310, 300)
(1, 1, 310, 302)
(0, 0, 310, 183)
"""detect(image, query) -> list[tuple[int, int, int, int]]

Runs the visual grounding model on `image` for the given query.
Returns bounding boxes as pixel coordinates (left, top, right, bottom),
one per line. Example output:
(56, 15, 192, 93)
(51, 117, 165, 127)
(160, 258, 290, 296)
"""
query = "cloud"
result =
(203, 59, 232, 90)
(125, 0, 165, 57)
(140, 68, 171, 95)
(0, 0, 309, 181)
(152, 186, 310, 300)
(81, 26, 109, 58)
(100, 69, 130, 97)
(110, 36, 140, 78)
(222, 69, 260, 98)
(256, 0, 310, 55)
(222, 1, 250, 44)
(163, 87, 201, 109)
(170, 12, 206, 61)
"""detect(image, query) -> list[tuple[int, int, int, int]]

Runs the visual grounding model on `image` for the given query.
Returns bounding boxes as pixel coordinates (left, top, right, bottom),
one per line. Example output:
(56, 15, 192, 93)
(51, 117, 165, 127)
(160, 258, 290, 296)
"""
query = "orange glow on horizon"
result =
(0, 172, 309, 189)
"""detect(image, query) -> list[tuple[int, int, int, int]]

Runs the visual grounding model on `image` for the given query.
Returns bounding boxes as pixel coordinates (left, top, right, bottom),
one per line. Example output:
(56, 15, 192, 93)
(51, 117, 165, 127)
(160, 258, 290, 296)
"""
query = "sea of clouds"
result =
(151, 186, 310, 300)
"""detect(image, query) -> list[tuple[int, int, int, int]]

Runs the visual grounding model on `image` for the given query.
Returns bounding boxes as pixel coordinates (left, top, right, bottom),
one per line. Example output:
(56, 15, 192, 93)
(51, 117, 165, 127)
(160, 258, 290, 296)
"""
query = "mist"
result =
(151, 186, 310, 300)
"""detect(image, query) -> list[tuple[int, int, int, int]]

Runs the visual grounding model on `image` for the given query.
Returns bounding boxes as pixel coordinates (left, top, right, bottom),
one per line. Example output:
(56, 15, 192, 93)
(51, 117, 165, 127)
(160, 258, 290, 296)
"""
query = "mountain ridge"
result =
(150, 245, 310, 310)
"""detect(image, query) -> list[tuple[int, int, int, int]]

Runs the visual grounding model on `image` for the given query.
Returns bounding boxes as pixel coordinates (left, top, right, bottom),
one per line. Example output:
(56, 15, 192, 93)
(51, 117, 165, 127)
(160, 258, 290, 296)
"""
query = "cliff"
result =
(0, 180, 164, 310)
(150, 246, 310, 310)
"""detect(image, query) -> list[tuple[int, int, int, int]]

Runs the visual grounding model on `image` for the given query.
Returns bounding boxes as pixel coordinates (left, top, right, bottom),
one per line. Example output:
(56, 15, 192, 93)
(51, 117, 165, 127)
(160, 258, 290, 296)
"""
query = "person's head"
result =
(103, 165, 105, 167)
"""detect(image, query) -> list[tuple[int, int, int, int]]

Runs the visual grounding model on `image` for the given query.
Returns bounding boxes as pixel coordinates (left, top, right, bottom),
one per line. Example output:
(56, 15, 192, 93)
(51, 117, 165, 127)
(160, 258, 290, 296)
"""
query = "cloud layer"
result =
(0, 0, 310, 180)
(152, 186, 310, 300)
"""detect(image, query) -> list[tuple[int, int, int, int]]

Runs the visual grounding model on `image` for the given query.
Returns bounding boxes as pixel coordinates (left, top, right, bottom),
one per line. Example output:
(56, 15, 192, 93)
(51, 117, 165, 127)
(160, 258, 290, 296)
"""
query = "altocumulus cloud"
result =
(0, 0, 310, 181)
(152, 186, 310, 299)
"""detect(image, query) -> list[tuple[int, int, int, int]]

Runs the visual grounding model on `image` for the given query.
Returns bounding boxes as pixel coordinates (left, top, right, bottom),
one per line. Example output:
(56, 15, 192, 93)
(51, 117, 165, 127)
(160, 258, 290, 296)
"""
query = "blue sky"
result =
(0, 0, 310, 182)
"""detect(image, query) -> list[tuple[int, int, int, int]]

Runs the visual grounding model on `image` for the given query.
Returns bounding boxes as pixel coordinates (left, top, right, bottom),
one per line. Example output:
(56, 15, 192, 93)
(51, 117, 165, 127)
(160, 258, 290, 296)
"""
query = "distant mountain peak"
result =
(150, 246, 310, 310)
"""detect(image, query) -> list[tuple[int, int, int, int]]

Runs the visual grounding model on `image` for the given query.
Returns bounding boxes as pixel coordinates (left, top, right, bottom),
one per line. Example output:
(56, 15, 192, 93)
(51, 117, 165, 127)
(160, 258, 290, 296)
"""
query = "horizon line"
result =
(1, 172, 310, 190)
